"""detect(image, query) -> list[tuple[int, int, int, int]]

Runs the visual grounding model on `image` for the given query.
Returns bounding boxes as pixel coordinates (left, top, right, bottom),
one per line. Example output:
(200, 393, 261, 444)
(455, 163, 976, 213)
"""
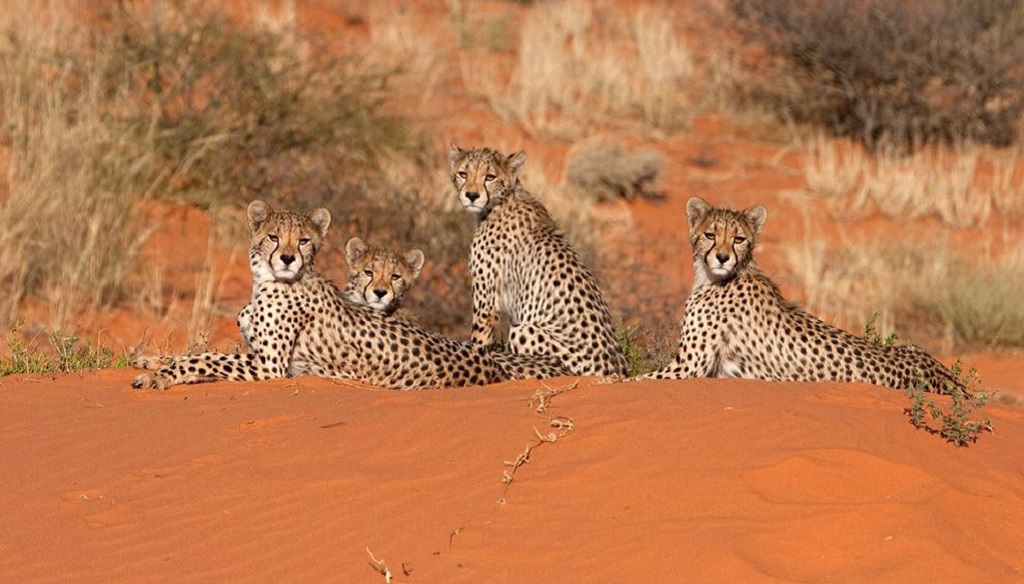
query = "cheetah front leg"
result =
(131, 352, 266, 389)
(642, 313, 722, 380)
(132, 289, 302, 389)
(470, 278, 501, 346)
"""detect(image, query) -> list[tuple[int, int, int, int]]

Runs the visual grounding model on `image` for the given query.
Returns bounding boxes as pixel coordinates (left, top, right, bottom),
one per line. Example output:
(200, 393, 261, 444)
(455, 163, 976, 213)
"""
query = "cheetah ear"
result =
(346, 237, 367, 263)
(307, 207, 331, 238)
(449, 143, 465, 171)
(744, 205, 767, 234)
(247, 200, 271, 234)
(685, 197, 711, 231)
(506, 150, 527, 176)
(404, 249, 425, 277)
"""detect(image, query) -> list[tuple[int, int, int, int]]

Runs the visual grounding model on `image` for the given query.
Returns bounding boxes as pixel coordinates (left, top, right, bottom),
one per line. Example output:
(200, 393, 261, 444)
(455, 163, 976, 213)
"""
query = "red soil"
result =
(1, 372, 1022, 583)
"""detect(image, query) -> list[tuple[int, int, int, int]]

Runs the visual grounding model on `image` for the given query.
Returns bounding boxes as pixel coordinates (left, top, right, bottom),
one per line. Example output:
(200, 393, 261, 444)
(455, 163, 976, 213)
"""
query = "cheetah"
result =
(343, 236, 423, 320)
(237, 235, 423, 347)
(644, 197, 964, 393)
(132, 200, 569, 390)
(450, 144, 628, 377)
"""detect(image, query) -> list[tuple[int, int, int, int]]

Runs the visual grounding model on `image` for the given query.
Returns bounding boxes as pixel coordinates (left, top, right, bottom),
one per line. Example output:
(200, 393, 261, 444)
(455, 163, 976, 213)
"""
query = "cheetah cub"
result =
(133, 201, 568, 390)
(450, 144, 628, 377)
(645, 197, 963, 393)
(344, 236, 423, 320)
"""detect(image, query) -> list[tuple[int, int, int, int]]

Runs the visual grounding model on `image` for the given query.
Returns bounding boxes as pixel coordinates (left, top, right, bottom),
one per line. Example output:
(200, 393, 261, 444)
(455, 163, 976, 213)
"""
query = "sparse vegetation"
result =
(863, 313, 899, 348)
(904, 362, 992, 447)
(0, 326, 129, 376)
(726, 0, 1024, 150)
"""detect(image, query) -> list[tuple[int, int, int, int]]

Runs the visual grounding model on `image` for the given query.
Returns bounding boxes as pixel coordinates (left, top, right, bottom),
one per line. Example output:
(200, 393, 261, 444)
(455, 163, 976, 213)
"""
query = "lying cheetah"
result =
(450, 144, 628, 377)
(238, 235, 423, 346)
(645, 197, 963, 393)
(344, 236, 423, 319)
(133, 201, 569, 390)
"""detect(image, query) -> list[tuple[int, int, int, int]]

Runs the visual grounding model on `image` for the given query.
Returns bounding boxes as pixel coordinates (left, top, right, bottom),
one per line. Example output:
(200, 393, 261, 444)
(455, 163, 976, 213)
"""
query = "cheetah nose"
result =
(372, 289, 387, 299)
(464, 191, 480, 202)
(715, 252, 730, 264)
(280, 254, 296, 265)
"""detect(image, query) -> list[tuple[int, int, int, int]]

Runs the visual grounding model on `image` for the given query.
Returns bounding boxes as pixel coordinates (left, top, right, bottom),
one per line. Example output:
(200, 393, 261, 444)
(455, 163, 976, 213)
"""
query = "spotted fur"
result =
(645, 197, 964, 393)
(132, 201, 569, 390)
(450, 144, 628, 377)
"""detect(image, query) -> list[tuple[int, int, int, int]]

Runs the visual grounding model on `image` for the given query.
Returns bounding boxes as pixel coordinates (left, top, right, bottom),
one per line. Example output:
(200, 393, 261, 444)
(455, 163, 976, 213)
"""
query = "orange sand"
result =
(1, 371, 1022, 583)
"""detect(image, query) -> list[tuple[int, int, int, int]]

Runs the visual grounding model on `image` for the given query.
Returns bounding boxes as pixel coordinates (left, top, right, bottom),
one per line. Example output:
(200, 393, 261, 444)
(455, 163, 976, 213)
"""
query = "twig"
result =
(365, 547, 392, 583)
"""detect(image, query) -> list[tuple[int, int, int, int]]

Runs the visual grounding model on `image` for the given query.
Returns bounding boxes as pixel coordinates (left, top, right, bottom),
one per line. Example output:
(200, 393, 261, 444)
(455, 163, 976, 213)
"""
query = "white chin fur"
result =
(273, 269, 299, 281)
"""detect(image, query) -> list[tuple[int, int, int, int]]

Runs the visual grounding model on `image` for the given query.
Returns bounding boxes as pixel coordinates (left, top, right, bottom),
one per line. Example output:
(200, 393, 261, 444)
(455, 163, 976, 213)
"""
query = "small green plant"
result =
(863, 312, 899, 347)
(903, 361, 993, 447)
(0, 326, 128, 376)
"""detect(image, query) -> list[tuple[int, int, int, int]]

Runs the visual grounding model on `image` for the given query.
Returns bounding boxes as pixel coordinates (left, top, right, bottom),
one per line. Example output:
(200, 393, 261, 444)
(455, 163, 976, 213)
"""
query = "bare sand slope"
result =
(1, 371, 1022, 583)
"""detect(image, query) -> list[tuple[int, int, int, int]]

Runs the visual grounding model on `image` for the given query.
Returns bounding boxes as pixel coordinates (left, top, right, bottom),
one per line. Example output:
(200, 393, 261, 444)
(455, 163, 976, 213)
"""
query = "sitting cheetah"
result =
(132, 201, 569, 390)
(344, 236, 423, 320)
(645, 197, 963, 393)
(450, 144, 628, 377)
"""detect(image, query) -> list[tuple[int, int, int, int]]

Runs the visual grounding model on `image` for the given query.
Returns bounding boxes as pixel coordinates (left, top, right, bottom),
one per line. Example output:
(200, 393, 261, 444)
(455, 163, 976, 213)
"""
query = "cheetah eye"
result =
(704, 232, 715, 241)
(457, 171, 468, 179)
(298, 237, 311, 246)
(363, 269, 373, 277)
(484, 174, 497, 182)
(390, 273, 402, 281)
(267, 233, 279, 243)
(733, 235, 746, 244)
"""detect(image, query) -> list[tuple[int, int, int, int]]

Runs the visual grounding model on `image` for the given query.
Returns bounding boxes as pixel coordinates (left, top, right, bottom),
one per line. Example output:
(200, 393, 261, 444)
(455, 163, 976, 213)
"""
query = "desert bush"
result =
(904, 362, 992, 447)
(103, 2, 412, 208)
(727, 0, 1024, 150)
(564, 138, 664, 202)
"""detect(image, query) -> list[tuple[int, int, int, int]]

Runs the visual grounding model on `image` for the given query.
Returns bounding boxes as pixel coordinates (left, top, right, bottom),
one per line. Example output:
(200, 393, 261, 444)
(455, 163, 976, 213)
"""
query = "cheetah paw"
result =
(131, 372, 170, 390)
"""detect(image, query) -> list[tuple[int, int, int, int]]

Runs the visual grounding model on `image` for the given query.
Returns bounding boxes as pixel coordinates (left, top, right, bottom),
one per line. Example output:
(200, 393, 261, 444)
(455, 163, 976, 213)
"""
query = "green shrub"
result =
(903, 362, 992, 447)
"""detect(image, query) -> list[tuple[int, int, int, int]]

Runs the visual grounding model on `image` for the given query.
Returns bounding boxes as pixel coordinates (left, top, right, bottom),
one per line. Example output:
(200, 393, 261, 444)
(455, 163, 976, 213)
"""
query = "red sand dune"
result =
(1, 371, 1022, 583)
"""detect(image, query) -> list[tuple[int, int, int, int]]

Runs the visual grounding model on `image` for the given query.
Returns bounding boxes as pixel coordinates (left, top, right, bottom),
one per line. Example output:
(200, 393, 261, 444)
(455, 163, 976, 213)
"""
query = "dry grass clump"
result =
(784, 235, 1024, 351)
(564, 138, 664, 202)
(803, 134, 1024, 228)
(726, 0, 1024, 150)
(0, 2, 153, 330)
(474, 0, 694, 137)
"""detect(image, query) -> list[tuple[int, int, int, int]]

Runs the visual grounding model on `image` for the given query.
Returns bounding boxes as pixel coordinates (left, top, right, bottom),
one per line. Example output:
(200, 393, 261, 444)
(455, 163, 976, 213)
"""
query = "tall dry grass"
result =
(803, 133, 1024, 227)
(0, 2, 154, 330)
(784, 231, 1024, 351)
(469, 0, 694, 138)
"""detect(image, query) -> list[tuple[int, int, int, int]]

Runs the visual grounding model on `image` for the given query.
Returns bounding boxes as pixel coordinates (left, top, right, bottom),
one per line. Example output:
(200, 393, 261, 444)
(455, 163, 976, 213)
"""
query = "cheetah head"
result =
(449, 144, 526, 218)
(686, 197, 766, 287)
(344, 237, 424, 315)
(246, 200, 331, 284)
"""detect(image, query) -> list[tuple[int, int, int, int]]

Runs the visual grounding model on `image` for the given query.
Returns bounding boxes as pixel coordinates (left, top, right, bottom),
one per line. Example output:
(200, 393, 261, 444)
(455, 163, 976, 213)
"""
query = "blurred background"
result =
(1, 0, 1023, 381)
